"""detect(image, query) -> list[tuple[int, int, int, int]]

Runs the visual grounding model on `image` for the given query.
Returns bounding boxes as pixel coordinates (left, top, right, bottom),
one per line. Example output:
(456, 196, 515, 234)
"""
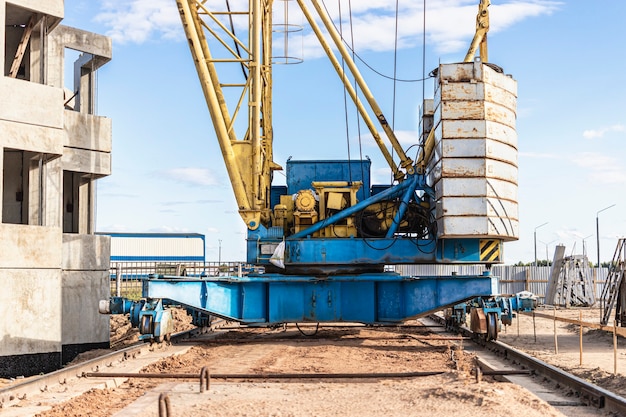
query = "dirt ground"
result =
(0, 306, 621, 416)
(32, 320, 575, 417)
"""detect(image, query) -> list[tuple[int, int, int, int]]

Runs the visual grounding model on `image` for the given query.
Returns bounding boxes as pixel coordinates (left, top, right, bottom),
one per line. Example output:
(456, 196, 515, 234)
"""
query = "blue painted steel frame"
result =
(284, 238, 436, 265)
(142, 273, 496, 324)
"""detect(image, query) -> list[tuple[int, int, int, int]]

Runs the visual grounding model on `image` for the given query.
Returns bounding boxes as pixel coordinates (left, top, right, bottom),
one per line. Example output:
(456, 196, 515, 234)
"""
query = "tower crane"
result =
(101, 0, 530, 341)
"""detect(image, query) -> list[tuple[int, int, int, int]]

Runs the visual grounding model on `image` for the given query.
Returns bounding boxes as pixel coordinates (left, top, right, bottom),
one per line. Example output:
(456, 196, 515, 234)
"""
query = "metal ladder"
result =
(600, 238, 626, 325)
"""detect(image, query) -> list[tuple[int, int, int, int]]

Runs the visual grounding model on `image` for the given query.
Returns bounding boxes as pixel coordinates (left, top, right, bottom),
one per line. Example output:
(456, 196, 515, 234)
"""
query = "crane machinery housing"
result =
(101, 0, 529, 341)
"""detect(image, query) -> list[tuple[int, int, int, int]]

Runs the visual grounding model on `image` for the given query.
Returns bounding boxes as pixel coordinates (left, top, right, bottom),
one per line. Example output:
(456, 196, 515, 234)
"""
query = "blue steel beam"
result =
(284, 237, 436, 265)
(385, 175, 419, 238)
(142, 273, 495, 324)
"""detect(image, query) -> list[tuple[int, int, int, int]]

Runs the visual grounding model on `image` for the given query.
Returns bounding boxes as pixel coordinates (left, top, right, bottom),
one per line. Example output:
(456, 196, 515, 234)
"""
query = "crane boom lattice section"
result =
(176, 0, 277, 230)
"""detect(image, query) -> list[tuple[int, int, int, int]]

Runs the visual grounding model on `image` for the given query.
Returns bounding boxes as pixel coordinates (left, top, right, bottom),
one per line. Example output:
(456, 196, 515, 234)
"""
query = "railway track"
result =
(427, 314, 626, 415)
(0, 318, 624, 416)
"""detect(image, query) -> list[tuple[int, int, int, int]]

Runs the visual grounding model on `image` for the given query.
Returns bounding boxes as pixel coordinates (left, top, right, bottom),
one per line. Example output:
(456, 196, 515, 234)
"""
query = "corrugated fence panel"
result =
(396, 264, 486, 277)
(395, 265, 610, 305)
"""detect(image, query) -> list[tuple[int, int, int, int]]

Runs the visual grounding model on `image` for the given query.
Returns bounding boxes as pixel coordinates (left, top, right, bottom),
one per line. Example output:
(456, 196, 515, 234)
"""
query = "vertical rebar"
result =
(200, 366, 211, 392)
(116, 265, 122, 297)
(553, 306, 558, 354)
(158, 393, 171, 417)
(579, 310, 583, 366)
(614, 320, 618, 376)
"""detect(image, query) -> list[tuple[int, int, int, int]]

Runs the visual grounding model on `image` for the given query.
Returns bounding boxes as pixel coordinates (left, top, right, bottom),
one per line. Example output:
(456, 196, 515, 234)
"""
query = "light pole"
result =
(539, 239, 557, 266)
(582, 234, 593, 259)
(596, 204, 615, 272)
(218, 239, 222, 270)
(534, 222, 548, 266)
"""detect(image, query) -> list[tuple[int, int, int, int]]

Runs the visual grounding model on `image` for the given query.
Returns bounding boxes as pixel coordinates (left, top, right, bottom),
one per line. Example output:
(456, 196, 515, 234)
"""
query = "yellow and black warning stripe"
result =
(480, 239, 501, 263)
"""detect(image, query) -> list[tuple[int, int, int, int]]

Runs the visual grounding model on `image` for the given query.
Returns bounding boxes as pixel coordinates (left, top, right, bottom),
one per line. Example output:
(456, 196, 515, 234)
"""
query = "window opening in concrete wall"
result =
(4, 4, 48, 83)
(63, 170, 78, 233)
(2, 149, 47, 225)
(63, 171, 94, 234)
(63, 48, 99, 114)
(63, 48, 80, 110)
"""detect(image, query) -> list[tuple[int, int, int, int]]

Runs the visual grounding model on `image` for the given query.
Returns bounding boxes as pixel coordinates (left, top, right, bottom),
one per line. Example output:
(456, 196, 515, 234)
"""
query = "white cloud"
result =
(95, 0, 180, 44)
(162, 199, 223, 206)
(371, 167, 395, 184)
(570, 152, 626, 185)
(358, 129, 418, 148)
(394, 130, 420, 146)
(582, 124, 625, 139)
(162, 167, 220, 186)
(96, 223, 132, 232)
(147, 225, 194, 233)
(519, 151, 561, 159)
(95, 0, 562, 58)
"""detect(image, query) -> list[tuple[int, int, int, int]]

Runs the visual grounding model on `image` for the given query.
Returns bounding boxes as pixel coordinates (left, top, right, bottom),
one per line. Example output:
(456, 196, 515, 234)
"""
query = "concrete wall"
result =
(6, 0, 64, 19)
(0, 1, 112, 377)
(61, 234, 110, 362)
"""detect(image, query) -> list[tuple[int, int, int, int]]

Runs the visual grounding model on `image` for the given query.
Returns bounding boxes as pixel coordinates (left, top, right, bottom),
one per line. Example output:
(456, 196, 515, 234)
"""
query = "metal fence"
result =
(396, 264, 609, 304)
(109, 261, 252, 299)
(109, 262, 610, 305)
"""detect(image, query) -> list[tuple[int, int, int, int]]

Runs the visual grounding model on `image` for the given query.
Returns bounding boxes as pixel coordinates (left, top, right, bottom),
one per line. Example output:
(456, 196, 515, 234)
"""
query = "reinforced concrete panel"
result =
(51, 25, 112, 59)
(48, 25, 112, 89)
(63, 111, 112, 153)
(0, 77, 63, 128)
(0, 224, 62, 268)
(61, 270, 109, 348)
(0, 268, 62, 356)
(6, 0, 64, 19)
(0, 120, 64, 155)
(61, 147, 111, 176)
(44, 157, 63, 228)
(62, 233, 111, 270)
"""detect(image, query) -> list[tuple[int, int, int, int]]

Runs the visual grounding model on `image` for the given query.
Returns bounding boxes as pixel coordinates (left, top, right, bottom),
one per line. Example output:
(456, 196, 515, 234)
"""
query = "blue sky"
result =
(63, 0, 626, 265)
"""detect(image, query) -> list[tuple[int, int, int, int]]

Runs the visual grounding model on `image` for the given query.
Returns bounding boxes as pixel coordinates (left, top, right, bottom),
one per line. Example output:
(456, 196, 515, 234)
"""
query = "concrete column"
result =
(0, 1, 5, 73)
(0, 146, 3, 223)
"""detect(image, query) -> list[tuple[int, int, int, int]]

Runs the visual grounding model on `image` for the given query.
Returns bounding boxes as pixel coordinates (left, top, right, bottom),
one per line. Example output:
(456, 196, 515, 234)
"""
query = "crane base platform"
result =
(138, 272, 496, 325)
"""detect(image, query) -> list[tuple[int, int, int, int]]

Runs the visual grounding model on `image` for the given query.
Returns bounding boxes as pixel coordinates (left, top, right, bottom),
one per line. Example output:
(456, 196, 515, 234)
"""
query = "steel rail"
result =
(83, 368, 529, 381)
(218, 323, 445, 330)
(0, 342, 146, 408)
(427, 314, 626, 414)
(181, 335, 470, 345)
(0, 325, 210, 408)
(487, 340, 626, 413)
(83, 370, 448, 380)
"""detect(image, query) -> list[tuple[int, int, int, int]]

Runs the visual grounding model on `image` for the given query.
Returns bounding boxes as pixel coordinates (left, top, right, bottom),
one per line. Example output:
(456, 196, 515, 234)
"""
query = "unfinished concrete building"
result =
(0, 1, 112, 377)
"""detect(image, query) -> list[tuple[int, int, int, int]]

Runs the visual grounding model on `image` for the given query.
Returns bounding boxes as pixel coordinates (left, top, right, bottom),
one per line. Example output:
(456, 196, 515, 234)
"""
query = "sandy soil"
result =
(33, 323, 569, 417)
(0, 305, 621, 416)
